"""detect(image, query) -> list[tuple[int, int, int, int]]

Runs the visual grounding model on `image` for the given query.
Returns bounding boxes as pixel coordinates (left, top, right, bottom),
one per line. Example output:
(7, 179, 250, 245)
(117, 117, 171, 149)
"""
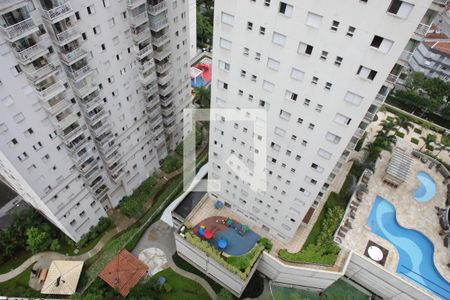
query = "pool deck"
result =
(340, 147, 450, 284)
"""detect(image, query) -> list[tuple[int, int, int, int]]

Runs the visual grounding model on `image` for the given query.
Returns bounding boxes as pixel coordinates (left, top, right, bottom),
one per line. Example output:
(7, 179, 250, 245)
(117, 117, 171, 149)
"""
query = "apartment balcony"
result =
(163, 113, 176, 125)
(430, 0, 449, 11)
(110, 168, 125, 182)
(66, 65, 93, 82)
(146, 106, 161, 119)
(129, 11, 148, 27)
(159, 83, 174, 96)
(54, 112, 78, 130)
(95, 185, 109, 200)
(44, 98, 71, 115)
(143, 83, 159, 97)
(85, 109, 107, 125)
(414, 23, 430, 36)
(0, 18, 38, 41)
(13, 42, 48, 64)
(39, 1, 73, 22)
(79, 158, 97, 175)
(139, 71, 157, 85)
(152, 124, 164, 137)
(354, 128, 366, 139)
(151, 32, 170, 47)
(161, 104, 175, 115)
(103, 149, 121, 166)
(156, 61, 171, 73)
(153, 135, 165, 147)
(153, 47, 170, 61)
(364, 111, 376, 123)
(23, 60, 58, 82)
(80, 95, 102, 112)
(374, 93, 387, 106)
(149, 17, 169, 32)
(90, 176, 105, 193)
(139, 59, 155, 72)
(72, 77, 98, 98)
(398, 50, 413, 64)
(92, 122, 111, 137)
(37, 81, 66, 101)
(59, 47, 87, 64)
(127, 0, 146, 9)
(61, 124, 83, 142)
(136, 44, 153, 59)
(165, 122, 176, 135)
(54, 25, 80, 45)
(148, 1, 167, 16)
(386, 73, 398, 84)
(132, 27, 150, 42)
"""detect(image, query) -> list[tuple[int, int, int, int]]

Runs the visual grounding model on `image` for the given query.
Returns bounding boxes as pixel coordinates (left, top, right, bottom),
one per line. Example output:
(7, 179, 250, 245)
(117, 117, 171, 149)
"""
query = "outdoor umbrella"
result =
(204, 230, 213, 239)
(218, 239, 228, 250)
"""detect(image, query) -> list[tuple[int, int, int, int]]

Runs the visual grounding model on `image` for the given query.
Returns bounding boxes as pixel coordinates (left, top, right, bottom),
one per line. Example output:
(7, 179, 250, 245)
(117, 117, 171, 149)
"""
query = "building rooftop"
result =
(41, 260, 83, 295)
(425, 40, 450, 54)
(99, 250, 148, 297)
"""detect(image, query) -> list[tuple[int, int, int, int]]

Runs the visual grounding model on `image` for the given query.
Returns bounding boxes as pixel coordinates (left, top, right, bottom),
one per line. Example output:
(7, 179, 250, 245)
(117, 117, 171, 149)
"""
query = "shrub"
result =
(386, 116, 395, 122)
(411, 137, 419, 145)
(119, 176, 160, 218)
(441, 135, 450, 147)
(355, 132, 367, 152)
(259, 238, 273, 252)
(395, 131, 405, 138)
(217, 289, 233, 300)
(414, 128, 422, 134)
(77, 217, 114, 248)
(160, 155, 182, 173)
(50, 239, 61, 251)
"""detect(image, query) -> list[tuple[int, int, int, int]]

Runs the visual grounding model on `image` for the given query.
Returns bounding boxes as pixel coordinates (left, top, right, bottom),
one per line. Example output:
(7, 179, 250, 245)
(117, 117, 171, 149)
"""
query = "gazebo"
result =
(383, 147, 412, 187)
(99, 249, 149, 297)
(190, 66, 203, 87)
(41, 260, 84, 295)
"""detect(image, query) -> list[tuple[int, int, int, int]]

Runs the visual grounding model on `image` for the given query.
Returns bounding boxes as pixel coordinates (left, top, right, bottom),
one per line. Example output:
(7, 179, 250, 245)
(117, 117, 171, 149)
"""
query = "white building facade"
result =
(208, 0, 441, 242)
(0, 0, 191, 241)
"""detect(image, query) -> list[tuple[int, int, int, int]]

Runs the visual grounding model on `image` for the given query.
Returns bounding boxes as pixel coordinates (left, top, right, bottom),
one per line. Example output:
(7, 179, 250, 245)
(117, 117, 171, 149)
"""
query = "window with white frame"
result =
(219, 38, 232, 50)
(344, 91, 363, 105)
(370, 35, 394, 53)
(262, 80, 275, 92)
(267, 57, 280, 70)
(218, 60, 230, 71)
(274, 126, 286, 136)
(279, 110, 291, 121)
(325, 132, 341, 144)
(306, 12, 323, 28)
(298, 42, 313, 55)
(217, 80, 228, 89)
(272, 32, 287, 46)
(221, 12, 234, 25)
(318, 148, 332, 159)
(334, 113, 352, 125)
(357, 65, 377, 80)
(291, 68, 305, 81)
(285, 90, 298, 101)
(387, 0, 414, 19)
(279, 2, 293, 17)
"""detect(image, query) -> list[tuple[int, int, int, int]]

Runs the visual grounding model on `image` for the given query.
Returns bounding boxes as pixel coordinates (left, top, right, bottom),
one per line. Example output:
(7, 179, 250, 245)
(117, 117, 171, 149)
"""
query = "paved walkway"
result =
(131, 219, 217, 299)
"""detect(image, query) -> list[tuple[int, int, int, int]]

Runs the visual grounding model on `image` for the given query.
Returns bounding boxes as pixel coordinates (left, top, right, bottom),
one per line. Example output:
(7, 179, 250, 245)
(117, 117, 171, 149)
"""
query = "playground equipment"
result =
(218, 239, 228, 250)
(215, 200, 224, 209)
(199, 225, 206, 237)
(204, 230, 213, 239)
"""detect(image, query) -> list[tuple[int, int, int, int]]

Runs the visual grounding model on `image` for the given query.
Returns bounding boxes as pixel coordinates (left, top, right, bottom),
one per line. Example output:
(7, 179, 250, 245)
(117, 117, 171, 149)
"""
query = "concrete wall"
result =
(174, 233, 256, 297)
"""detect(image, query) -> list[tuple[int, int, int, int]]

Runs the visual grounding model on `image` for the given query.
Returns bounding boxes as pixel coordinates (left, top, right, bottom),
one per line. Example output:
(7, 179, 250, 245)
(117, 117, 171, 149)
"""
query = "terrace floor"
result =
(340, 146, 450, 283)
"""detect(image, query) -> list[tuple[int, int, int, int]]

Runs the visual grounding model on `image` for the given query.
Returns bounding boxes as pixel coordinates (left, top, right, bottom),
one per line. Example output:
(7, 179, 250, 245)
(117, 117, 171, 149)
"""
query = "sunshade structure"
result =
(383, 147, 412, 188)
(41, 260, 83, 295)
(99, 249, 148, 297)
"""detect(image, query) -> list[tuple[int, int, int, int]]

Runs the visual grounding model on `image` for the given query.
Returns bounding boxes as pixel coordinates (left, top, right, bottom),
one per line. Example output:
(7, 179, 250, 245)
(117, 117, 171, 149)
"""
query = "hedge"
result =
(77, 217, 114, 248)
(395, 131, 405, 138)
(119, 176, 160, 217)
(410, 137, 419, 145)
(413, 128, 422, 134)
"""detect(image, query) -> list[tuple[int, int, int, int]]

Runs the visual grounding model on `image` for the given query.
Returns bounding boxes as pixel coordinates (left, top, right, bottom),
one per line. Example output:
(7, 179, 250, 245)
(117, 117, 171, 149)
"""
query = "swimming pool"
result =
(414, 171, 437, 202)
(367, 196, 450, 299)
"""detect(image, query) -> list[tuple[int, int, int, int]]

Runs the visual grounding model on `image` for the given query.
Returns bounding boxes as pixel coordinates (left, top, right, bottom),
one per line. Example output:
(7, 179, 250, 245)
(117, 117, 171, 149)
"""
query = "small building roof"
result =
(99, 249, 148, 297)
(384, 147, 412, 185)
(190, 66, 203, 79)
(425, 40, 450, 55)
(41, 260, 84, 295)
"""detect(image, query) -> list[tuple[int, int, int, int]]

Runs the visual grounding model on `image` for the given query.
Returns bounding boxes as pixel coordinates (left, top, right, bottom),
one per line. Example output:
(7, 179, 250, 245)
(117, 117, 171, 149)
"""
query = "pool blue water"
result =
(191, 77, 210, 88)
(414, 171, 437, 202)
(368, 196, 450, 299)
(214, 228, 260, 256)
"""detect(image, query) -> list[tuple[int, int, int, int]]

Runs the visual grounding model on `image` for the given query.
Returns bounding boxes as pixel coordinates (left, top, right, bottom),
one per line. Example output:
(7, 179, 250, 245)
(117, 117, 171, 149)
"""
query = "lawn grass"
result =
(172, 253, 222, 293)
(150, 268, 211, 300)
(0, 266, 42, 298)
(441, 135, 450, 147)
(0, 250, 33, 274)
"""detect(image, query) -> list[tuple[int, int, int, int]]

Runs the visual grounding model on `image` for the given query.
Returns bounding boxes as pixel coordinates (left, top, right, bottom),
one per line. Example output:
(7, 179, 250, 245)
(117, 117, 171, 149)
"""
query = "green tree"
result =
(380, 119, 397, 134)
(217, 288, 234, 300)
(193, 87, 210, 108)
(26, 227, 52, 254)
(420, 134, 436, 151)
(50, 239, 61, 251)
(197, 11, 213, 46)
(394, 116, 414, 134)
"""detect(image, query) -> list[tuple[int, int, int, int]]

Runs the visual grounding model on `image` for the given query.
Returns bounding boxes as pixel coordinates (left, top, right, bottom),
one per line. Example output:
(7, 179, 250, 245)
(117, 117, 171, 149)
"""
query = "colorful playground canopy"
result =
(204, 230, 213, 239)
(190, 66, 203, 79)
(218, 239, 228, 249)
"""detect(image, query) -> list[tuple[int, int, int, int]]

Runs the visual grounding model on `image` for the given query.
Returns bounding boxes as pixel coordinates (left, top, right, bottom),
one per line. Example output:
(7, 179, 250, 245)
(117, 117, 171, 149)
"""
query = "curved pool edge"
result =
(367, 196, 450, 299)
(413, 171, 437, 202)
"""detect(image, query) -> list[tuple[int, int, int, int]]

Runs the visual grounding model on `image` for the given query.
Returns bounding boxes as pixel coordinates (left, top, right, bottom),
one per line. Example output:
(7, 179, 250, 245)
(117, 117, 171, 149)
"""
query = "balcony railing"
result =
(80, 95, 102, 111)
(55, 113, 77, 129)
(149, 17, 168, 31)
(415, 23, 430, 36)
(14, 42, 47, 63)
(151, 33, 169, 47)
(62, 125, 83, 141)
(159, 83, 174, 96)
(161, 104, 175, 115)
(67, 65, 92, 81)
(386, 73, 398, 84)
(130, 11, 148, 26)
(86, 109, 107, 124)
(59, 47, 87, 63)
(127, 0, 146, 8)
(92, 122, 111, 137)
(139, 59, 155, 72)
(55, 25, 80, 44)
(153, 47, 170, 61)
(73, 79, 98, 98)
(355, 128, 366, 139)
(374, 93, 387, 106)
(156, 61, 171, 73)
(0, 18, 37, 40)
(44, 98, 71, 115)
(163, 113, 176, 125)
(146, 106, 161, 119)
(136, 44, 153, 58)
(40, 1, 73, 21)
(157, 71, 172, 85)
(152, 125, 165, 137)
(399, 50, 413, 62)
(37, 81, 65, 101)
(103, 150, 121, 165)
(132, 27, 150, 42)
(432, 0, 449, 6)
(23, 62, 57, 82)
(139, 72, 157, 85)
(72, 149, 92, 165)
(364, 112, 376, 122)
(143, 84, 159, 96)
(148, 1, 167, 15)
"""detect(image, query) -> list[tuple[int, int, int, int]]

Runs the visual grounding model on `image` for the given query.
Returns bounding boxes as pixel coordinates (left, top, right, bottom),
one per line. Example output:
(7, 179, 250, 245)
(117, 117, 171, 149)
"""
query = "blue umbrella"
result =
(215, 200, 224, 209)
(218, 239, 227, 250)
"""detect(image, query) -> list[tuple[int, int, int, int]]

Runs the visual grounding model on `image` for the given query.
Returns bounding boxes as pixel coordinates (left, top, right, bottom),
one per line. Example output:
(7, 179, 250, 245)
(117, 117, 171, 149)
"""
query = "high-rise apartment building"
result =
(0, 0, 191, 241)
(208, 0, 440, 243)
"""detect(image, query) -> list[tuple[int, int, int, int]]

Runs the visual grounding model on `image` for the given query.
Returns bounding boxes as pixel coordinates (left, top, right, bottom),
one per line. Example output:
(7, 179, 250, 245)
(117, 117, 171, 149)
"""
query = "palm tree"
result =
(394, 116, 414, 134)
(193, 87, 210, 108)
(380, 119, 397, 134)
(420, 134, 436, 151)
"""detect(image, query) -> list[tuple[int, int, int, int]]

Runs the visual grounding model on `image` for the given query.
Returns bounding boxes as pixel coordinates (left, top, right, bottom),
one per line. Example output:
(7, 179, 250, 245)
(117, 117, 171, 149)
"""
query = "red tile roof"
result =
(425, 40, 450, 55)
(99, 249, 148, 297)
